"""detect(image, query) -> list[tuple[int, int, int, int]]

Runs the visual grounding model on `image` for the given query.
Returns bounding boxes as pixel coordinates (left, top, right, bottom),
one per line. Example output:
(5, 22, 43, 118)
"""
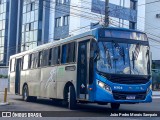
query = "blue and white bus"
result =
(9, 27, 152, 110)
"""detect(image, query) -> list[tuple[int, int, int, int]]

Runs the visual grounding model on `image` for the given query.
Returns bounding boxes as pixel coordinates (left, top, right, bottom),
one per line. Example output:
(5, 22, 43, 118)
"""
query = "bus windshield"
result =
(97, 41, 150, 75)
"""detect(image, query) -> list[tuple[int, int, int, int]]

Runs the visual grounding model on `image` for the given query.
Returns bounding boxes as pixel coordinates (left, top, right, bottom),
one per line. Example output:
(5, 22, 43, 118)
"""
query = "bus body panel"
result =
(40, 66, 57, 98)
(56, 64, 77, 99)
(93, 72, 152, 103)
(95, 86, 152, 103)
(26, 69, 41, 97)
(10, 72, 16, 94)
(19, 70, 26, 95)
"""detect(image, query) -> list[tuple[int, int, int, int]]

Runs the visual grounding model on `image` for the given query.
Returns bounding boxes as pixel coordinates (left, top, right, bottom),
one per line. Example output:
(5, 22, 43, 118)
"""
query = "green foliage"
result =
(0, 74, 8, 78)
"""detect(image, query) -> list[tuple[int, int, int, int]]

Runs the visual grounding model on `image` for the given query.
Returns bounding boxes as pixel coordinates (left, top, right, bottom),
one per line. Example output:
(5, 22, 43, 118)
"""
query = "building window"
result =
(129, 22, 136, 29)
(64, 0, 69, 3)
(63, 15, 69, 26)
(156, 14, 160, 18)
(26, 3, 31, 12)
(25, 23, 30, 31)
(55, 17, 61, 27)
(31, 2, 35, 11)
(130, 0, 137, 10)
(56, 0, 62, 5)
(30, 22, 34, 31)
(0, 30, 2, 36)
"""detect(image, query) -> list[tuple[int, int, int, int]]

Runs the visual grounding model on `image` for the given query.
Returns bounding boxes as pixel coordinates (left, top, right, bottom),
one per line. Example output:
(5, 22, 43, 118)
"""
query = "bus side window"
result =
(31, 53, 34, 69)
(34, 53, 39, 68)
(38, 51, 43, 67)
(67, 42, 76, 63)
(62, 44, 67, 64)
(23, 55, 29, 70)
(10, 58, 15, 72)
(62, 42, 76, 64)
(21, 57, 24, 70)
(42, 49, 49, 67)
(53, 46, 60, 65)
(48, 48, 52, 66)
(28, 54, 32, 69)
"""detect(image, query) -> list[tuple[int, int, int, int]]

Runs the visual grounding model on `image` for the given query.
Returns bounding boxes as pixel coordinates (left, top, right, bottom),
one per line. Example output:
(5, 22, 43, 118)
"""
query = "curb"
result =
(0, 102, 9, 106)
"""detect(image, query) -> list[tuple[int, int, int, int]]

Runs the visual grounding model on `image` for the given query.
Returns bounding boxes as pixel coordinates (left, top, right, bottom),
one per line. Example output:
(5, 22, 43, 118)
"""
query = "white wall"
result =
(137, 0, 145, 31)
(145, 0, 160, 60)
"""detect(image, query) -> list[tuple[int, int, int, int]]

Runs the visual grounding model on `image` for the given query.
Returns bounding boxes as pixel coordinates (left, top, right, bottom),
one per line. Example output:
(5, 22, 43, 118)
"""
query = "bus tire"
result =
(111, 103, 120, 110)
(22, 85, 30, 102)
(68, 86, 77, 110)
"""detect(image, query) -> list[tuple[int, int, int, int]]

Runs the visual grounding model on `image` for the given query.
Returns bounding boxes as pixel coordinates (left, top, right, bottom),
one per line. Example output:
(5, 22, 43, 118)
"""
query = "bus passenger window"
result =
(62, 45, 67, 64)
(23, 55, 29, 70)
(48, 48, 52, 66)
(61, 42, 76, 64)
(38, 51, 42, 67)
(28, 54, 32, 69)
(67, 42, 76, 63)
(34, 53, 39, 68)
(31, 54, 35, 69)
(53, 46, 60, 65)
(42, 49, 49, 66)
(10, 58, 15, 72)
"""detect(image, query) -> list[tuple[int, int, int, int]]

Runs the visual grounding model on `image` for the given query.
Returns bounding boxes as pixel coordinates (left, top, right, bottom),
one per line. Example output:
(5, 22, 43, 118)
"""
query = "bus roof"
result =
(10, 28, 97, 59)
(10, 27, 145, 59)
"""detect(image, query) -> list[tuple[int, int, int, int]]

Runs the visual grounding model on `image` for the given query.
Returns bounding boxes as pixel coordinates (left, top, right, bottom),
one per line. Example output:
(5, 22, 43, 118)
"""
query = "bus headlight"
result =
(147, 84, 152, 94)
(97, 80, 112, 94)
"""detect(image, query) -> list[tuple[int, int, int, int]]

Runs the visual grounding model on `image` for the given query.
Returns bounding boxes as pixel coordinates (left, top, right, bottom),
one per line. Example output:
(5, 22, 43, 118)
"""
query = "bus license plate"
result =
(126, 95, 135, 100)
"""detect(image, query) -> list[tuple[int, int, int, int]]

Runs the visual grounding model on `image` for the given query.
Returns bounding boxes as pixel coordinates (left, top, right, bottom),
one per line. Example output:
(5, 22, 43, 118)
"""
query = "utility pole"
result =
(105, 0, 109, 27)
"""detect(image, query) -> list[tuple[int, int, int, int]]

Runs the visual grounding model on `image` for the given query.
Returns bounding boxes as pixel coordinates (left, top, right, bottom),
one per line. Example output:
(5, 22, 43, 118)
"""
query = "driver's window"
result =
(90, 39, 98, 59)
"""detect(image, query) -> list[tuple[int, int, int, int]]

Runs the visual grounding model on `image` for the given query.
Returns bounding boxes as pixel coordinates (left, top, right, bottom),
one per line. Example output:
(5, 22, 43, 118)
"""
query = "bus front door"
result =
(15, 58, 21, 94)
(77, 41, 89, 100)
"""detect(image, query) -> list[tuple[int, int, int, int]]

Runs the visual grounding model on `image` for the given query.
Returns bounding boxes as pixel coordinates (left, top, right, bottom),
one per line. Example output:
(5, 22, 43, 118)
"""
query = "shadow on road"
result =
(13, 97, 134, 113)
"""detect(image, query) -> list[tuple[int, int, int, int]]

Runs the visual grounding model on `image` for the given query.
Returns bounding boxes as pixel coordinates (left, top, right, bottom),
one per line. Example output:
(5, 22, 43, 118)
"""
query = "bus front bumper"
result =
(94, 86, 152, 103)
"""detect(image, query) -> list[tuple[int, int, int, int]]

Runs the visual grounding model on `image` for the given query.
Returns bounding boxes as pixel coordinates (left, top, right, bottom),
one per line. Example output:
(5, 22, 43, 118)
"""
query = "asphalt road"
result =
(0, 93, 160, 120)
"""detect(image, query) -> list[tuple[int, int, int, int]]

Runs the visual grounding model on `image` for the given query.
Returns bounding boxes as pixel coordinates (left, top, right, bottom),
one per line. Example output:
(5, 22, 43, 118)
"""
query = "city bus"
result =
(9, 27, 152, 110)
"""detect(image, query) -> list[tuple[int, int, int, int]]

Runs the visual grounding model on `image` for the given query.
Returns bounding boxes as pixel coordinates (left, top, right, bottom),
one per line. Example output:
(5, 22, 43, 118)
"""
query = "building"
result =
(49, 0, 143, 40)
(0, 0, 145, 66)
(145, 0, 160, 91)
(0, 0, 9, 66)
(0, 0, 51, 66)
(18, 0, 50, 52)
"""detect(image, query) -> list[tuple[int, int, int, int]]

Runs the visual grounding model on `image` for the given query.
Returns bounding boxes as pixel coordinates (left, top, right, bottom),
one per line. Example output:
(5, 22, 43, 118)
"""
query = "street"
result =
(0, 92, 160, 120)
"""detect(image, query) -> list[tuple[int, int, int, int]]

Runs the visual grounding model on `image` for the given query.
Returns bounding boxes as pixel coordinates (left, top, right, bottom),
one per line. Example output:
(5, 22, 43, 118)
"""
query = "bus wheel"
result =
(22, 85, 30, 102)
(68, 86, 77, 110)
(111, 103, 120, 110)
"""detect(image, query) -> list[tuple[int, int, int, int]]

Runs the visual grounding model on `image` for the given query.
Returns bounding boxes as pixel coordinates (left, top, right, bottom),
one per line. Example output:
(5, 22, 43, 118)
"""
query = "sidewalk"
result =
(152, 91, 160, 96)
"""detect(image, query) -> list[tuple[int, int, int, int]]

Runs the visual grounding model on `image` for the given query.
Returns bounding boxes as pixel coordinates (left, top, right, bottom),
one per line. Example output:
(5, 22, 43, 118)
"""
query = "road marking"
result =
(152, 96, 160, 99)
